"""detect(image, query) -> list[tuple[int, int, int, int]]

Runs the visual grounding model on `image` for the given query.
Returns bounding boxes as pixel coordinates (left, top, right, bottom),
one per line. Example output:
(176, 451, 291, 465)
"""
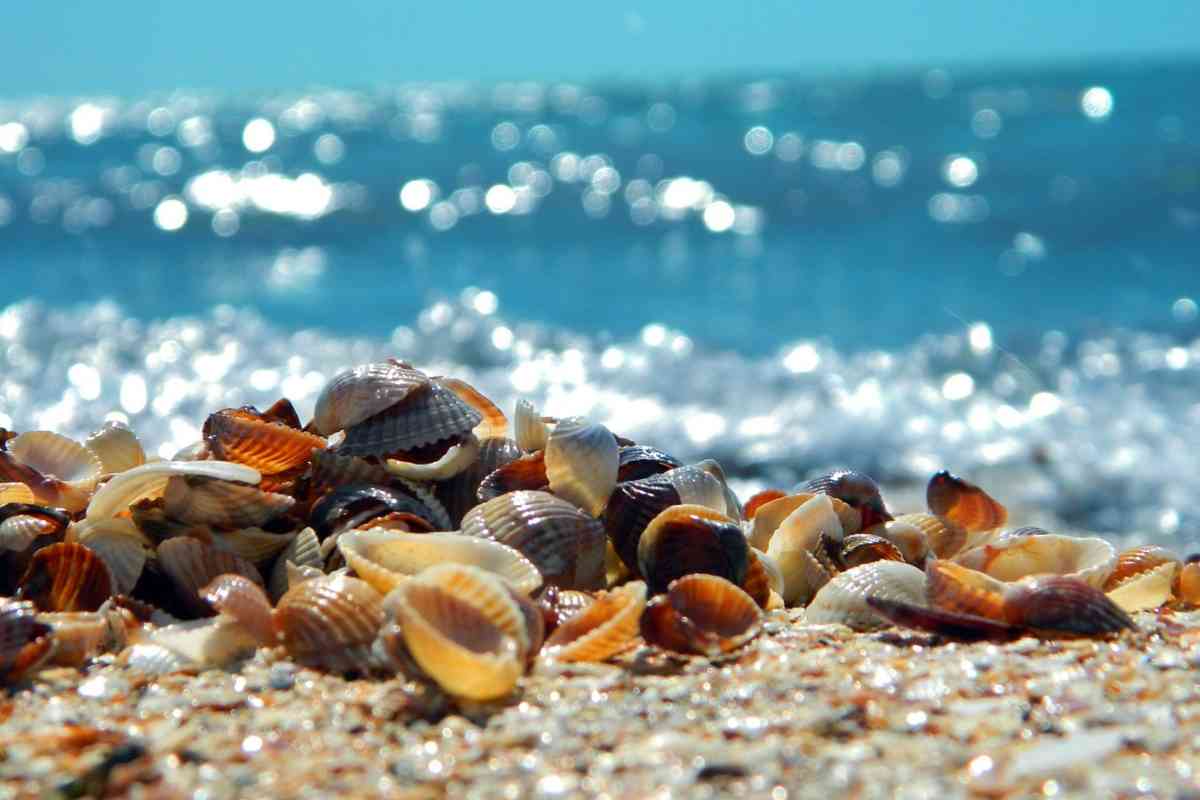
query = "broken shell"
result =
(926, 470, 1007, 533)
(203, 407, 325, 476)
(339, 379, 482, 456)
(840, 534, 906, 569)
(275, 574, 385, 672)
(18, 542, 114, 612)
(513, 398, 551, 452)
(477, 450, 549, 502)
(338, 529, 542, 596)
(640, 574, 762, 657)
(87, 461, 261, 519)
(748, 493, 860, 552)
(462, 490, 606, 591)
(311, 360, 430, 436)
(806, 561, 926, 631)
(637, 505, 749, 596)
(764, 494, 845, 606)
(163, 475, 295, 529)
(800, 469, 891, 529)
(616, 445, 683, 483)
(70, 517, 151, 595)
(545, 417, 619, 517)
(890, 513, 965, 560)
(542, 581, 647, 662)
(157, 538, 263, 617)
(200, 574, 277, 646)
(384, 433, 480, 481)
(954, 533, 1116, 588)
(125, 616, 261, 673)
(84, 421, 146, 475)
(439, 377, 508, 440)
(40, 604, 137, 667)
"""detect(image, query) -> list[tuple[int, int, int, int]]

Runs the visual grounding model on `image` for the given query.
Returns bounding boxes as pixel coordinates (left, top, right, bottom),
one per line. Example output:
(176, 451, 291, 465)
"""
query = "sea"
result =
(0, 61, 1197, 550)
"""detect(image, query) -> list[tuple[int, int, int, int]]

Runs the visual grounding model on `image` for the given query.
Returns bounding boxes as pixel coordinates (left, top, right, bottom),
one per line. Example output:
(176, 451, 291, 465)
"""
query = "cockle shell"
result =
(888, 513, 964, 560)
(163, 475, 295, 529)
(338, 379, 482, 457)
(439, 377, 508, 440)
(69, 517, 151, 595)
(0, 432, 103, 512)
(275, 574, 385, 672)
(806, 561, 926, 631)
(513, 398, 551, 452)
(84, 421, 146, 475)
(308, 449, 393, 496)
(764, 494, 845, 607)
(542, 581, 647, 662)
(953, 533, 1117, 588)
(461, 490, 606, 590)
(384, 433, 480, 481)
(311, 360, 430, 436)
(840, 534, 906, 569)
(695, 459, 743, 521)
(0, 600, 54, 682)
(0, 503, 70, 553)
(748, 493, 860, 551)
(438, 436, 523, 526)
(157, 538, 263, 616)
(741, 549, 781, 609)
(203, 407, 325, 477)
(338, 529, 542, 596)
(537, 586, 596, 634)
(40, 604, 137, 667)
(616, 445, 683, 483)
(309, 483, 443, 539)
(18, 542, 115, 612)
(926, 470, 1007, 533)
(87, 461, 261, 519)
(744, 489, 786, 521)
(268, 526, 322, 602)
(800, 469, 892, 529)
(1103, 546, 1182, 612)
(544, 417, 619, 517)
(477, 450, 548, 501)
(201, 574, 277, 646)
(637, 505, 749, 595)
(1177, 563, 1200, 606)
(211, 527, 297, 565)
(640, 574, 762, 657)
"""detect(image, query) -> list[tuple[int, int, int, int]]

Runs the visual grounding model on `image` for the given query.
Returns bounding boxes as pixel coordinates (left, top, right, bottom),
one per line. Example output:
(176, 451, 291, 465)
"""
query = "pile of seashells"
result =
(1, 359, 1197, 702)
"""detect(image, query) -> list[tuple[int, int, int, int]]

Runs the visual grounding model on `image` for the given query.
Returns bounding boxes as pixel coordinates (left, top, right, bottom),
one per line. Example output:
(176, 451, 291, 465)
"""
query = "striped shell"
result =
(806, 561, 926, 631)
(312, 360, 430, 436)
(201, 574, 277, 645)
(439, 377, 508, 440)
(157, 538, 263, 616)
(308, 449, 393, 496)
(640, 574, 762, 657)
(384, 433, 480, 481)
(70, 517, 151, 595)
(840, 534, 906, 569)
(513, 398, 551, 452)
(18, 542, 114, 612)
(204, 407, 325, 476)
(926, 471, 1007, 533)
(0, 600, 53, 681)
(338, 379, 482, 456)
(889, 513, 964, 560)
(163, 475, 295, 529)
(0, 432, 102, 512)
(275, 574, 385, 672)
(800, 470, 891, 529)
(84, 421, 146, 475)
(1103, 546, 1182, 612)
(41, 606, 136, 667)
(544, 417, 619, 517)
(477, 450, 548, 501)
(212, 527, 297, 565)
(637, 505, 749, 596)
(542, 581, 647, 662)
(953, 533, 1116, 588)
(437, 436, 523, 526)
(0, 483, 37, 505)
(0, 504, 69, 553)
(268, 526, 322, 602)
(87, 461, 261, 519)
(616, 445, 683, 483)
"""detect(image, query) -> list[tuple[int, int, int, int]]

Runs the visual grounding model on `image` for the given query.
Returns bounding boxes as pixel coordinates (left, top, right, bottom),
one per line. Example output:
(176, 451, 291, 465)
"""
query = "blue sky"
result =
(2, 1, 1198, 96)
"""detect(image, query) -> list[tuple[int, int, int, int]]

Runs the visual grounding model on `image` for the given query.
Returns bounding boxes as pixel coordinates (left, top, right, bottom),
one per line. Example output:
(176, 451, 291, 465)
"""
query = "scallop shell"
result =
(157, 537, 264, 616)
(18, 542, 115, 612)
(637, 505, 749, 596)
(312, 360, 431, 436)
(338, 529, 542, 596)
(545, 417, 619, 517)
(163, 475, 295, 529)
(953, 533, 1116, 588)
(640, 574, 762, 657)
(84, 421, 146, 475)
(926, 471, 1007, 533)
(542, 581, 647, 662)
(748, 493, 859, 552)
(439, 377, 508, 440)
(390, 564, 530, 699)
(339, 379, 482, 456)
(204, 407, 325, 475)
(513, 398, 551, 452)
(461, 490, 606, 591)
(764, 494, 845, 606)
(201, 574, 277, 645)
(889, 513, 964, 560)
(70, 517, 151, 595)
(87, 461, 261, 519)
(384, 433, 480, 481)
(275, 574, 385, 672)
(806, 561, 926, 631)
(477, 450, 548, 501)
(800, 469, 891, 529)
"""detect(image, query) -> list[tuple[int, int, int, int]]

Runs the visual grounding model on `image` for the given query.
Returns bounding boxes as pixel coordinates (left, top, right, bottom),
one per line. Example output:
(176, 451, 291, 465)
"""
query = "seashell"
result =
(339, 379, 482, 456)
(201, 574, 277, 645)
(0, 503, 70, 553)
(1103, 545, 1180, 590)
(212, 527, 297, 565)
(87, 460, 261, 519)
(695, 459, 743, 521)
(157, 538, 263, 617)
(537, 586, 595, 634)
(308, 449, 393, 496)
(925, 560, 1009, 621)
(545, 417, 619, 517)
(800, 469, 891, 529)
(438, 436, 523, 526)
(764, 495, 845, 606)
(926, 470, 1007, 533)
(889, 513, 965, 560)
(122, 643, 197, 675)
(542, 581, 646, 662)
(637, 505, 749, 596)
(84, 421, 146, 475)
(866, 519, 930, 566)
(462, 490, 606, 591)
(954, 533, 1116, 588)
(384, 433, 480, 481)
(865, 596, 1019, 642)
(70, 517, 151, 595)
(163, 475, 295, 529)
(6, 431, 104, 511)
(744, 489, 786, 521)
(748, 493, 860, 551)
(0, 600, 54, 682)
(203, 407, 325, 476)
(840, 534, 906, 569)
(260, 397, 304, 429)
(309, 483, 443, 539)
(270, 560, 324, 604)
(0, 482, 37, 505)
(616, 445, 683, 483)
(338, 529, 542, 596)
(1106, 561, 1178, 613)
(740, 549, 779, 609)
(1176, 563, 1200, 606)
(513, 398, 551, 452)
(807, 561, 926, 631)
(640, 574, 762, 657)
(18, 542, 114, 612)
(477, 450, 548, 501)
(172, 440, 209, 461)
(275, 574, 385, 672)
(389, 564, 530, 698)
(126, 616, 261, 673)
(382, 476, 453, 530)
(439, 377, 508, 440)
(604, 539, 629, 587)
(40, 605, 137, 667)
(312, 359, 431, 436)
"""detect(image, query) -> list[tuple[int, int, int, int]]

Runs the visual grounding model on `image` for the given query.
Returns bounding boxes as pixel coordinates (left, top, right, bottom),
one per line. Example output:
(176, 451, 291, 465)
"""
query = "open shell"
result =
(84, 421, 146, 475)
(544, 417, 619, 517)
(840, 534, 906, 568)
(1102, 546, 1181, 612)
(637, 505, 749, 595)
(0, 503, 70, 553)
(640, 574, 762, 657)
(8, 430, 103, 493)
(953, 533, 1117, 588)
(748, 493, 860, 552)
(311, 360, 430, 436)
(542, 581, 647, 662)
(204, 407, 325, 476)
(384, 433, 480, 481)
(17, 542, 114, 612)
(926, 471, 1007, 533)
(87, 461, 261, 519)
(275, 574, 385, 672)
(0, 483, 37, 505)
(764, 494, 845, 606)
(439, 377, 508, 440)
(40, 605, 136, 667)
(806, 560, 926, 631)
(0, 600, 54, 682)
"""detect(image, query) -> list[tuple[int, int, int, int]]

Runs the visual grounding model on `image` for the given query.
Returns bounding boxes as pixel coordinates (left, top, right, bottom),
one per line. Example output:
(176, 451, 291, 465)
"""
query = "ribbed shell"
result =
(840, 534, 906, 569)
(890, 513, 964, 560)
(201, 574, 277, 645)
(339, 529, 542, 596)
(84, 421, 146, 475)
(1004, 575, 1135, 635)
(616, 445, 683, 483)
(163, 475, 295, 529)
(544, 417, 619, 517)
(338, 379, 482, 456)
(269, 526, 322, 602)
(275, 574, 385, 670)
(744, 489, 786, 521)
(308, 449, 393, 496)
(537, 586, 596, 634)
(71, 517, 151, 595)
(87, 461, 261, 519)
(212, 527, 297, 565)
(312, 360, 431, 435)
(438, 436, 523, 526)
(765, 494, 845, 606)
(800, 469, 890, 529)
(925, 560, 1009, 621)
(637, 505, 749, 596)
(1104, 545, 1181, 590)
(126, 617, 262, 672)
(926, 471, 1007, 533)
(748, 493, 860, 551)
(204, 408, 325, 475)
(477, 451, 548, 502)
(0, 512, 59, 553)
(384, 434, 480, 481)
(461, 490, 606, 590)
(8, 431, 103, 489)
(513, 398, 550, 452)
(0, 600, 52, 673)
(309, 483, 443, 539)
(806, 561, 927, 631)
(640, 574, 762, 657)
(1106, 561, 1178, 612)
(41, 607, 135, 667)
(542, 581, 646, 662)
(157, 537, 264, 616)
(0, 483, 37, 505)
(439, 377, 508, 440)
(18, 542, 114, 612)
(954, 533, 1116, 588)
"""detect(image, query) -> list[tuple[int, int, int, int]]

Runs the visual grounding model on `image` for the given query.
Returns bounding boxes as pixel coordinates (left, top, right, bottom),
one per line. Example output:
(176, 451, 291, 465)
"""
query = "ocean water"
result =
(0, 61, 1197, 550)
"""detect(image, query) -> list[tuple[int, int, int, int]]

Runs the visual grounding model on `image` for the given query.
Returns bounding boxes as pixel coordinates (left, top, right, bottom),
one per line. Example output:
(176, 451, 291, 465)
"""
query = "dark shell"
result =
(437, 436, 523, 526)
(157, 537, 264, 617)
(800, 469, 891, 529)
(603, 475, 683, 576)
(308, 450, 393, 498)
(639, 573, 762, 657)
(537, 585, 595, 635)
(865, 595, 1020, 642)
(337, 380, 482, 457)
(636, 505, 749, 596)
(1006, 576, 1135, 636)
(840, 534, 906, 569)
(926, 470, 1007, 533)
(616, 446, 683, 483)
(309, 484, 442, 540)
(260, 397, 303, 429)
(18, 542, 114, 612)
(0, 503, 71, 538)
(477, 451, 548, 502)
(740, 549, 773, 609)
(439, 377, 507, 440)
(0, 600, 54, 684)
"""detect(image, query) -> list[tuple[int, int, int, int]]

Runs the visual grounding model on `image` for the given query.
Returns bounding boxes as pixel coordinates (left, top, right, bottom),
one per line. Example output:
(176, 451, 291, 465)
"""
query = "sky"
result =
(2, 1, 1199, 96)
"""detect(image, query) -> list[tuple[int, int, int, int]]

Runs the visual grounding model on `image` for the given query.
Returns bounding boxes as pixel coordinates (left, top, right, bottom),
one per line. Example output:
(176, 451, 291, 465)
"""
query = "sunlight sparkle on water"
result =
(153, 197, 188, 231)
(1081, 87, 1114, 119)
(242, 118, 276, 153)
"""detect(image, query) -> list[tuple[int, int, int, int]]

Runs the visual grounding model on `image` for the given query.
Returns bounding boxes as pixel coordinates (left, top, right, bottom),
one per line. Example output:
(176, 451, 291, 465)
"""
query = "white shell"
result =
(514, 398, 550, 452)
(84, 421, 146, 475)
(87, 460, 261, 519)
(269, 527, 322, 602)
(384, 433, 480, 481)
(806, 561, 927, 631)
(71, 517, 152, 595)
(545, 417, 619, 517)
(1107, 561, 1180, 612)
(125, 617, 260, 673)
(163, 476, 294, 529)
(664, 464, 729, 511)
(7, 431, 103, 511)
(765, 495, 844, 606)
(954, 533, 1117, 588)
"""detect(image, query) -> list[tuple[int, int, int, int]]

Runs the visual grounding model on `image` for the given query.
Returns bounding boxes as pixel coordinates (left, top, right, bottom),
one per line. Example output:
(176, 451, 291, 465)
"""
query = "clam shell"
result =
(201, 574, 277, 645)
(926, 470, 1007, 533)
(800, 469, 890, 529)
(312, 360, 431, 435)
(748, 493, 859, 552)
(477, 450, 548, 501)
(640, 574, 762, 657)
(87, 461, 261, 519)
(157, 537, 264, 616)
(390, 564, 529, 699)
(18, 542, 114, 612)
(889, 513, 964, 560)
(275, 574, 385, 671)
(545, 417, 619, 517)
(438, 436, 523, 525)
(84, 421, 146, 475)
(1106, 561, 1178, 613)
(840, 534, 906, 569)
(954, 533, 1116, 588)
(339, 379, 482, 456)
(439, 377, 508, 440)
(513, 398, 550, 452)
(461, 490, 606, 591)
(338, 529, 542, 596)
(0, 483, 37, 505)
(637, 505, 749, 596)
(616, 445, 683, 483)
(309, 483, 444, 539)
(542, 581, 646, 662)
(1004, 575, 1135, 635)
(71, 517, 151, 595)
(764, 494, 845, 606)
(308, 449, 393, 496)
(806, 561, 926, 631)
(204, 407, 325, 475)
(384, 433, 480, 481)
(163, 475, 295, 529)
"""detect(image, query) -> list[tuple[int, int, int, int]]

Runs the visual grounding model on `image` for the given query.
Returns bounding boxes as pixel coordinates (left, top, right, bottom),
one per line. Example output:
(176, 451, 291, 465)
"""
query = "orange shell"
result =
(542, 581, 646, 662)
(1104, 545, 1180, 591)
(640, 574, 762, 657)
(1176, 563, 1200, 606)
(924, 560, 1008, 622)
(740, 549, 774, 609)
(275, 574, 384, 670)
(439, 377, 508, 440)
(840, 534, 906, 569)
(201, 574, 278, 646)
(477, 451, 548, 502)
(743, 490, 786, 521)
(926, 471, 1007, 533)
(18, 542, 114, 612)
(204, 407, 326, 476)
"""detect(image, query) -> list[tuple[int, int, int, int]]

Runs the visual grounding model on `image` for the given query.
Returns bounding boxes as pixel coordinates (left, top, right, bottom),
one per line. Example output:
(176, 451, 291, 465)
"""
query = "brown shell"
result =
(603, 475, 683, 575)
(800, 470, 891, 529)
(163, 475, 295, 530)
(616, 445, 683, 484)
(338, 379, 482, 457)
(18, 542, 114, 612)
(925, 560, 1008, 621)
(461, 490, 606, 590)
(157, 538, 264, 617)
(201, 574, 277, 645)
(744, 489, 786, 521)
(542, 581, 646, 662)
(926, 471, 1007, 533)
(308, 449, 393, 497)
(891, 513, 966, 560)
(1005, 575, 1135, 635)
(840, 534, 906, 569)
(1104, 545, 1181, 591)
(740, 549, 773, 609)
(204, 407, 326, 476)
(275, 574, 385, 671)
(439, 377, 508, 440)
(0, 503, 70, 553)
(41, 607, 136, 667)
(477, 450, 548, 502)
(311, 360, 430, 436)
(1176, 563, 1200, 606)
(640, 574, 762, 657)
(537, 586, 596, 635)
(636, 505, 750, 595)
(437, 436, 523, 526)
(0, 600, 53, 681)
